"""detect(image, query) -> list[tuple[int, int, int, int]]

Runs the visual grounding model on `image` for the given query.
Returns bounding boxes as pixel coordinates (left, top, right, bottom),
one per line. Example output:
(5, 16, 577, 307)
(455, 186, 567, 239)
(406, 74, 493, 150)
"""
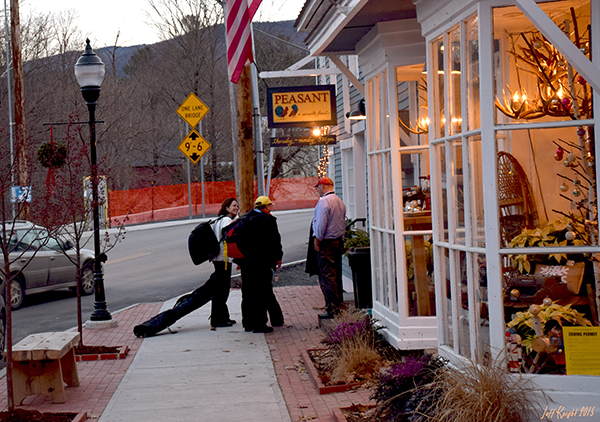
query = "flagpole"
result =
(224, 0, 263, 213)
(251, 61, 265, 197)
(250, 20, 265, 197)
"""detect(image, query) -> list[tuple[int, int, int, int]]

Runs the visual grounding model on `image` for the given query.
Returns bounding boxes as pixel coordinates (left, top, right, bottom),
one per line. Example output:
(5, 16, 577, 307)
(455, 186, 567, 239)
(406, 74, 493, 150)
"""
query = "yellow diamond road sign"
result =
(178, 129, 211, 164)
(176, 92, 209, 128)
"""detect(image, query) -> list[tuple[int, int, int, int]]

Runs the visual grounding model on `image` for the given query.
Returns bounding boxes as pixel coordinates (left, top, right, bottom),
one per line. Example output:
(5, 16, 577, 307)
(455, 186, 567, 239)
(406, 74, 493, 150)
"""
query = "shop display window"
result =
(431, 37, 445, 139)
(450, 139, 466, 245)
(400, 149, 435, 317)
(439, 246, 454, 349)
(467, 136, 485, 248)
(429, 14, 497, 362)
(367, 71, 398, 312)
(492, 0, 599, 375)
(493, 2, 592, 124)
(466, 15, 480, 131)
(397, 67, 436, 319)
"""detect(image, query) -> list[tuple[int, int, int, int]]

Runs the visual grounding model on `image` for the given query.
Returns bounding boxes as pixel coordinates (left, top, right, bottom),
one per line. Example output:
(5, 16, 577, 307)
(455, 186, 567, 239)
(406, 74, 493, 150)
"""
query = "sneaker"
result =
(318, 312, 334, 319)
(252, 325, 274, 333)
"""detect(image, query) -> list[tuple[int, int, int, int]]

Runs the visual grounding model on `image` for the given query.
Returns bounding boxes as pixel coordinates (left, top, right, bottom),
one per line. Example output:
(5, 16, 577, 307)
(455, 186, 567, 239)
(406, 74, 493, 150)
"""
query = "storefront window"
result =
(448, 27, 462, 135)
(466, 15, 480, 131)
(450, 139, 465, 245)
(492, 0, 599, 376)
(468, 136, 485, 247)
(497, 125, 599, 371)
(503, 253, 595, 374)
(436, 143, 449, 243)
(458, 251, 471, 358)
(397, 63, 436, 319)
(440, 246, 454, 348)
(431, 37, 445, 139)
(430, 13, 489, 360)
(474, 252, 490, 363)
(397, 76, 429, 146)
(493, 2, 592, 124)
(367, 72, 398, 312)
(401, 148, 434, 317)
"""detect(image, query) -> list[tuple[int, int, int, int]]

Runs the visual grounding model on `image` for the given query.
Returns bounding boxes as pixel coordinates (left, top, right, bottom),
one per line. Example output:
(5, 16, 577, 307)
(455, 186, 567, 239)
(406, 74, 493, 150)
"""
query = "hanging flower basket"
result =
(38, 142, 67, 168)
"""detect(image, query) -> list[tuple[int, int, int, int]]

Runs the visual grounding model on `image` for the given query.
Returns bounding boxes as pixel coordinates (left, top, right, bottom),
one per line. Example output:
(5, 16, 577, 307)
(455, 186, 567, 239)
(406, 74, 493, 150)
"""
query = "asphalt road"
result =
(8, 209, 314, 347)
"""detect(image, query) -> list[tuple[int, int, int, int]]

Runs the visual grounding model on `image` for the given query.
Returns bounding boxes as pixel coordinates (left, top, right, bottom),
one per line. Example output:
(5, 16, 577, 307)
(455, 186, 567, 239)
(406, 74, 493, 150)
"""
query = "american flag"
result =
(226, 0, 262, 84)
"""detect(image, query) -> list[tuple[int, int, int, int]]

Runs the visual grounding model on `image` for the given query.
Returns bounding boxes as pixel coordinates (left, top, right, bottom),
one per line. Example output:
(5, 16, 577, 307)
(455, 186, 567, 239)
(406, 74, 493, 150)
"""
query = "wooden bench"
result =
(12, 332, 80, 404)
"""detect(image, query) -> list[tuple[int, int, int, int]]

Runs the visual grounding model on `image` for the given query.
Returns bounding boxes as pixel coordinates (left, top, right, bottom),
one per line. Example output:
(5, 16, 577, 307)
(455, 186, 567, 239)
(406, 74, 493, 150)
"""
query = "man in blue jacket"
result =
(312, 177, 346, 318)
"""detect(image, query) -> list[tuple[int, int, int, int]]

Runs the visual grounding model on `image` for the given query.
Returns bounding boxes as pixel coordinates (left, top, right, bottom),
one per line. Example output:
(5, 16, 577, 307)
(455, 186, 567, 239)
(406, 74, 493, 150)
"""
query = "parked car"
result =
(1, 221, 96, 310)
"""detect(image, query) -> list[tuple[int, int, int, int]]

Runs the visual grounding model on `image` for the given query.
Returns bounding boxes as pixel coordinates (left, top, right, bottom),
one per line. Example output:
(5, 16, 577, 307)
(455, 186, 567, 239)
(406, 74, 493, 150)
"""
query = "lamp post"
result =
(75, 39, 112, 322)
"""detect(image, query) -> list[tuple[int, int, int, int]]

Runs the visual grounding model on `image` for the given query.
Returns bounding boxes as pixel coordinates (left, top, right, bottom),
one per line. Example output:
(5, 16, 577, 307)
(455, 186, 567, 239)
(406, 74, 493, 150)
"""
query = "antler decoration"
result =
(400, 106, 430, 135)
(495, 24, 591, 120)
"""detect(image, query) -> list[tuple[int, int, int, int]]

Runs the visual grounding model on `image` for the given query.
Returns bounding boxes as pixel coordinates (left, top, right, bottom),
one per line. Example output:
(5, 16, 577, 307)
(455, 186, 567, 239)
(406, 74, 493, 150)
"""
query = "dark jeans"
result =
(240, 260, 283, 330)
(209, 261, 233, 326)
(316, 237, 344, 314)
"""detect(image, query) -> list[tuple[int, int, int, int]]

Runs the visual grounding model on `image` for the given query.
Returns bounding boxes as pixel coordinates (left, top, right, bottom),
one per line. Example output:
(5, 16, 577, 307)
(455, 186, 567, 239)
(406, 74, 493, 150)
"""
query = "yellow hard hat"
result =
(255, 196, 274, 206)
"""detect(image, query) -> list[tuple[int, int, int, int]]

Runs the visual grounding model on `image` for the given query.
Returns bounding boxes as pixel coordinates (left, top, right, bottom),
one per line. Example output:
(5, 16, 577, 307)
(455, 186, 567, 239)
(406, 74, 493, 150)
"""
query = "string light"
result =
(318, 145, 329, 177)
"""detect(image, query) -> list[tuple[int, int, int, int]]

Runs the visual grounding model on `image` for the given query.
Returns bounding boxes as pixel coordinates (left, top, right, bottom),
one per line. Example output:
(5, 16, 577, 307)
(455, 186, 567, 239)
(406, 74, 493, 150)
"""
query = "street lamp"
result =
(75, 39, 112, 322)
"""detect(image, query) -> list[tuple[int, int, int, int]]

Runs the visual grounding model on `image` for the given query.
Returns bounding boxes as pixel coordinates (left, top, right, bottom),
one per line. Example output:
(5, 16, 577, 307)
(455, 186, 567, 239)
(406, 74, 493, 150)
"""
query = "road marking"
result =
(105, 252, 151, 265)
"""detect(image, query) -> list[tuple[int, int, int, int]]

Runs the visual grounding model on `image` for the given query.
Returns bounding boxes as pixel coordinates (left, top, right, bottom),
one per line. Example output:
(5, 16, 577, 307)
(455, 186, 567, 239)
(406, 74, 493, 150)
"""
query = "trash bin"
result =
(347, 246, 372, 309)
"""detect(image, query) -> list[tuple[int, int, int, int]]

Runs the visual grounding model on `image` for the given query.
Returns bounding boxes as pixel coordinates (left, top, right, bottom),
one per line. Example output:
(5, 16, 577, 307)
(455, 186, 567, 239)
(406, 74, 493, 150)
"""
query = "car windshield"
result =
(9, 229, 61, 252)
(2, 226, 65, 253)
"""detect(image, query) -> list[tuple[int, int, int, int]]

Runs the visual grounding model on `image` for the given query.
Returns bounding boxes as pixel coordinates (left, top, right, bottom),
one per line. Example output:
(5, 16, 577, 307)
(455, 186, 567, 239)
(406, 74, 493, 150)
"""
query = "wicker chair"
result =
(498, 151, 539, 247)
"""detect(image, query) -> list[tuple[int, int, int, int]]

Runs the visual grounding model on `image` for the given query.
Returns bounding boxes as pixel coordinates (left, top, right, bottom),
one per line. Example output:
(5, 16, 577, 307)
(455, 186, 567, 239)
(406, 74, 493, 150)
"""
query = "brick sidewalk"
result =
(0, 286, 373, 421)
(0, 302, 163, 419)
(269, 285, 374, 422)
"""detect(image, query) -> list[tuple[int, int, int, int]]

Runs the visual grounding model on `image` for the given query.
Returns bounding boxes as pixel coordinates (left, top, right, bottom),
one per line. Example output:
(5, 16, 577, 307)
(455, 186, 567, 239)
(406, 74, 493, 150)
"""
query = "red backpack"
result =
(221, 213, 255, 260)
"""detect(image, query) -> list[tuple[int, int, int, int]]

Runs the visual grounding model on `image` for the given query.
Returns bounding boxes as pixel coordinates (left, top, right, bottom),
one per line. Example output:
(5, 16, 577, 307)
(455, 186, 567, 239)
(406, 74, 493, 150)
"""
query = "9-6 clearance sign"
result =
(267, 85, 337, 128)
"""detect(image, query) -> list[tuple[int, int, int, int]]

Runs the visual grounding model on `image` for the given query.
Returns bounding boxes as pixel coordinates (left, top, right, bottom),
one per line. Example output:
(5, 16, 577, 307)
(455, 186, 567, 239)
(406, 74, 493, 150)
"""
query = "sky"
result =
(20, 0, 305, 48)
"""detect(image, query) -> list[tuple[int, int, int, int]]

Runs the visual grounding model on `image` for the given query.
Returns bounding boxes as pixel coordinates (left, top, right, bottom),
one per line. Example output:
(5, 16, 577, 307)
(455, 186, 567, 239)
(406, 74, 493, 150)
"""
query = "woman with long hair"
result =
(133, 198, 239, 337)
(208, 197, 239, 327)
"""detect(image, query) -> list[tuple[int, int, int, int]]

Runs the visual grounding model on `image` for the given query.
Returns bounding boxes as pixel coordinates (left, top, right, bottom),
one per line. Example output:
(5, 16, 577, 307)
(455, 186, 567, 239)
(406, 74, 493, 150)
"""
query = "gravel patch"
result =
(231, 260, 318, 288)
(275, 261, 319, 286)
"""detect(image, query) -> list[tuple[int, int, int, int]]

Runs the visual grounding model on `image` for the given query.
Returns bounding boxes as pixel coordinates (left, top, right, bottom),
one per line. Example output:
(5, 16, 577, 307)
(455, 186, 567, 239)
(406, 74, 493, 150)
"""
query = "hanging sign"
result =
(270, 135, 337, 147)
(176, 92, 209, 128)
(266, 85, 337, 128)
(178, 129, 211, 164)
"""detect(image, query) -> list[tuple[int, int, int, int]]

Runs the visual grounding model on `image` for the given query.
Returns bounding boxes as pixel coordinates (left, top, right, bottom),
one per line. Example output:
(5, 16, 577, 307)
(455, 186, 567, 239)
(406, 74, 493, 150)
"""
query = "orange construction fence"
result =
(109, 177, 319, 225)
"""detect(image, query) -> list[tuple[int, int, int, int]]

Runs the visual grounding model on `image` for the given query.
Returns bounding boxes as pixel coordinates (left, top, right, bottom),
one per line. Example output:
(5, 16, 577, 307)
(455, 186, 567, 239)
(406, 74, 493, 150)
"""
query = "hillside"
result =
(97, 20, 306, 77)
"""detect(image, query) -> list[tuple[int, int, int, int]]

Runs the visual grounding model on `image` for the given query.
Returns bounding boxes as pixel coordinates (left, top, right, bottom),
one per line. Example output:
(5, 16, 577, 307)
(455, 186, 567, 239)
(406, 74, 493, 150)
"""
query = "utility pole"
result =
(10, 0, 28, 220)
(237, 65, 254, 215)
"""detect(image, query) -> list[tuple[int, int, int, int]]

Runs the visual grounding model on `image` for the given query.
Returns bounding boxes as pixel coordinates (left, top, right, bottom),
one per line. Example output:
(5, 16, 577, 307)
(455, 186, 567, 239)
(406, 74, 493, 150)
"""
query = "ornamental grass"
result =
(429, 355, 544, 422)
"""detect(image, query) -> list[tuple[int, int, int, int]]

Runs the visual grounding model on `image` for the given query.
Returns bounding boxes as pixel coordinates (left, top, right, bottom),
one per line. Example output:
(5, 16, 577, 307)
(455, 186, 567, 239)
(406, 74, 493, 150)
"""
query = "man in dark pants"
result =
(239, 196, 284, 333)
(312, 177, 346, 318)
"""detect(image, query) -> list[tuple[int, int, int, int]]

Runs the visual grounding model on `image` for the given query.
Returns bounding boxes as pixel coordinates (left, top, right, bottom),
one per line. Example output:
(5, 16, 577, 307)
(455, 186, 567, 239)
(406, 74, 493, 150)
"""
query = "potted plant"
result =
(345, 219, 371, 308)
(507, 216, 588, 274)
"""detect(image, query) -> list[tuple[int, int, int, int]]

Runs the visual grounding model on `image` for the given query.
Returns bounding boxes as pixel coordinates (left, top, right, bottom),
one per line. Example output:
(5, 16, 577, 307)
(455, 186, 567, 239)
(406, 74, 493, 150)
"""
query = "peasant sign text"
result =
(267, 85, 337, 128)
(270, 135, 337, 147)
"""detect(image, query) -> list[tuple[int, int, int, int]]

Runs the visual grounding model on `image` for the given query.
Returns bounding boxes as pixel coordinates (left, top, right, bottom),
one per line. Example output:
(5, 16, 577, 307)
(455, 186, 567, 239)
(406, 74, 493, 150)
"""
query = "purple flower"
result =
(380, 356, 429, 384)
(327, 320, 371, 344)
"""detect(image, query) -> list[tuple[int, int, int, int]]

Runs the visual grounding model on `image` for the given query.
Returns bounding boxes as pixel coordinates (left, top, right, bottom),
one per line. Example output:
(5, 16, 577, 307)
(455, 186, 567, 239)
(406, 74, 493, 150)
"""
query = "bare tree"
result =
(147, 0, 232, 183)
(33, 122, 126, 349)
